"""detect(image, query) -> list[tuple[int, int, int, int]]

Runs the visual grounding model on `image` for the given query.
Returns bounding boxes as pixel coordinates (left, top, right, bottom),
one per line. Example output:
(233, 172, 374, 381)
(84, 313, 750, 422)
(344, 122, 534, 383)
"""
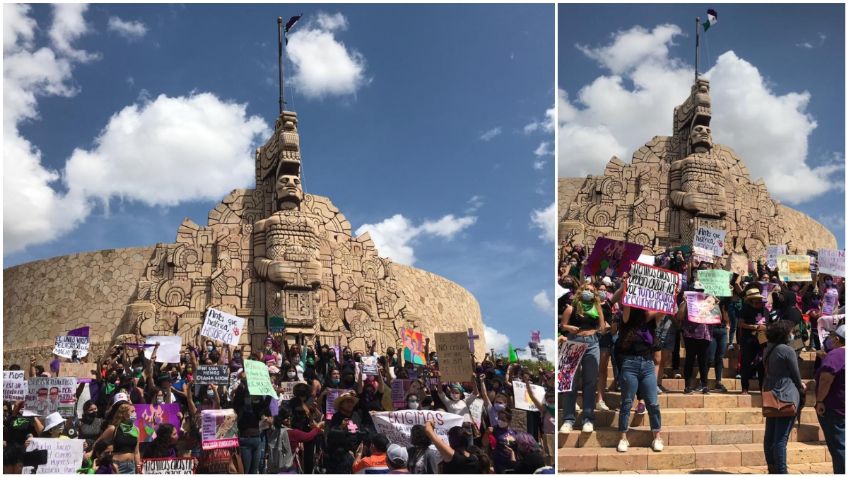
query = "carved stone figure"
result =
(669, 124, 728, 219)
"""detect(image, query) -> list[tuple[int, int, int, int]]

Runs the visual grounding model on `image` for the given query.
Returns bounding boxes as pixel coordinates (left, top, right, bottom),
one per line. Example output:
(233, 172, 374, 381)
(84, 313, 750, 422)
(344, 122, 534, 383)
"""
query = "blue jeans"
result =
(727, 302, 739, 345)
(764, 415, 794, 473)
(818, 409, 845, 474)
(116, 460, 136, 474)
(707, 326, 728, 384)
(618, 355, 661, 432)
(562, 334, 600, 426)
(240, 436, 263, 474)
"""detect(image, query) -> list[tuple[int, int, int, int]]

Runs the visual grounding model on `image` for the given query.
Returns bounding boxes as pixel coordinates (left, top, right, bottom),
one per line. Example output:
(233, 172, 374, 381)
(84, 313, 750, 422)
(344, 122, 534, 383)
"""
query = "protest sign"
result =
(692, 246, 714, 264)
(52, 335, 89, 359)
(25, 377, 76, 417)
(201, 409, 239, 450)
(361, 356, 378, 376)
(637, 254, 655, 265)
(144, 335, 182, 364)
(136, 403, 181, 443)
(435, 332, 473, 383)
(268, 315, 285, 333)
(697, 269, 732, 297)
(510, 408, 528, 433)
(684, 292, 722, 325)
(767, 245, 786, 270)
(778, 255, 813, 282)
(823, 288, 839, 315)
(325, 388, 344, 420)
(194, 365, 230, 386)
(372, 410, 463, 447)
(391, 379, 411, 410)
(278, 381, 299, 401)
(58, 362, 96, 383)
(818, 249, 845, 277)
(622, 262, 679, 314)
(582, 238, 644, 278)
(201, 308, 245, 347)
(725, 253, 749, 279)
(244, 359, 277, 397)
(23, 438, 84, 474)
(3, 371, 27, 402)
(469, 398, 484, 429)
(402, 328, 426, 365)
(693, 226, 726, 257)
(513, 380, 546, 412)
(142, 457, 198, 474)
(557, 341, 588, 392)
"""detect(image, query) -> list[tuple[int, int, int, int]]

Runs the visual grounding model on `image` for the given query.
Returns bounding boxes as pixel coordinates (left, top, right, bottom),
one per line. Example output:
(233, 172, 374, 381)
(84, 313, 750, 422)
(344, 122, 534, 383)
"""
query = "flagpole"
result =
(695, 17, 700, 81)
(277, 16, 284, 115)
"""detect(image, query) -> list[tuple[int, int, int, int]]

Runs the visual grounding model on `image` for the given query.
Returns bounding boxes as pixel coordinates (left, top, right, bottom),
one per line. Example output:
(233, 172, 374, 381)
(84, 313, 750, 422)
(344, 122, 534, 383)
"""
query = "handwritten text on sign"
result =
(435, 332, 473, 383)
(53, 335, 90, 359)
(201, 409, 239, 450)
(513, 380, 546, 412)
(24, 438, 84, 474)
(697, 269, 732, 297)
(693, 226, 726, 257)
(3, 371, 27, 402)
(623, 262, 679, 314)
(372, 410, 464, 447)
(142, 457, 198, 474)
(767, 245, 786, 270)
(818, 249, 845, 277)
(201, 308, 245, 347)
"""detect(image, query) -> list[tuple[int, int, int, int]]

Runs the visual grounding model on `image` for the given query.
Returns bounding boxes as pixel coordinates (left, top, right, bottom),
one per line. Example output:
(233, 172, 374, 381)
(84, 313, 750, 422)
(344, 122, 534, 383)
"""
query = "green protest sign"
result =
(697, 269, 732, 297)
(244, 359, 277, 397)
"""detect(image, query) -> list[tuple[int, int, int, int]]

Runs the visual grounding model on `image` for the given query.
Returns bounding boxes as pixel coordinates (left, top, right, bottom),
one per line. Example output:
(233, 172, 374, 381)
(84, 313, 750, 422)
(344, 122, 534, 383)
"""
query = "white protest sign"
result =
(52, 335, 90, 359)
(623, 262, 679, 314)
(372, 410, 463, 447)
(144, 336, 182, 364)
(767, 245, 786, 270)
(24, 438, 84, 474)
(142, 457, 198, 474)
(201, 308, 245, 347)
(3, 371, 27, 402)
(637, 254, 655, 265)
(25, 377, 77, 417)
(513, 380, 546, 412)
(469, 398, 484, 429)
(278, 381, 300, 401)
(693, 226, 726, 257)
(360, 356, 378, 376)
(818, 249, 845, 277)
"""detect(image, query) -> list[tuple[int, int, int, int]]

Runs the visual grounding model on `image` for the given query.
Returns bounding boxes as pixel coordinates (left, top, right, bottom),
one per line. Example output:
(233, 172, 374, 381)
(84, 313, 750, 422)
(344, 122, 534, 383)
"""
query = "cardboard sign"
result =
(778, 255, 813, 282)
(622, 262, 679, 314)
(693, 226, 726, 257)
(697, 269, 732, 297)
(142, 457, 198, 474)
(767, 245, 786, 270)
(195, 365, 230, 386)
(268, 315, 285, 333)
(557, 341, 588, 392)
(818, 249, 845, 277)
(510, 408, 528, 433)
(52, 335, 90, 359)
(244, 359, 277, 397)
(817, 315, 844, 348)
(23, 438, 84, 474)
(435, 332, 473, 383)
(25, 377, 76, 417)
(201, 308, 245, 347)
(391, 379, 412, 410)
(513, 380, 546, 412)
(684, 291, 722, 325)
(361, 356, 378, 376)
(325, 388, 344, 420)
(582, 238, 644, 278)
(135, 403, 181, 443)
(372, 410, 464, 447)
(58, 362, 97, 383)
(201, 409, 239, 450)
(144, 336, 182, 364)
(402, 328, 426, 366)
(3, 371, 27, 402)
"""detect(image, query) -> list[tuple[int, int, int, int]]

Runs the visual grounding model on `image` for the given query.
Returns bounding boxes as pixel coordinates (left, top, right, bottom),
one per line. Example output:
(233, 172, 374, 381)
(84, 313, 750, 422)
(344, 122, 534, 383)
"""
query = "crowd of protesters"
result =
(4, 326, 556, 474)
(558, 236, 844, 473)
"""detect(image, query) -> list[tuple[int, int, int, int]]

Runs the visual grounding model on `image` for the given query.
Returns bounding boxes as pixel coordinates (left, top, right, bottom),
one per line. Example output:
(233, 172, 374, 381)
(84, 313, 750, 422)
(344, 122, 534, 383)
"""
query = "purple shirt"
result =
(816, 347, 845, 416)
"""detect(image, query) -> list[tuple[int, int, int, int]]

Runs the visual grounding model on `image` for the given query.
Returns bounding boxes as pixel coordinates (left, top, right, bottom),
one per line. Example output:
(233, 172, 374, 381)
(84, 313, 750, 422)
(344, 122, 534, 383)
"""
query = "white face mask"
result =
(287, 371, 296, 378)
(407, 402, 419, 410)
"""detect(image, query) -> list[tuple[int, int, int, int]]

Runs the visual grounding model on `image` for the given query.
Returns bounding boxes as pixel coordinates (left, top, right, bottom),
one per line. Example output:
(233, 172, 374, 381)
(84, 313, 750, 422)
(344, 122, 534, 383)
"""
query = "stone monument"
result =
(559, 79, 837, 258)
(3, 110, 486, 364)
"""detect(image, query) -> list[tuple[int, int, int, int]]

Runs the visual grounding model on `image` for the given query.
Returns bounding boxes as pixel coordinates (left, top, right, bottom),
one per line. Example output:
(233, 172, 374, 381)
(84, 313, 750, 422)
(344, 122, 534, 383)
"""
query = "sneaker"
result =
(651, 437, 664, 452)
(582, 422, 594, 433)
(596, 400, 610, 411)
(672, 370, 682, 379)
(735, 374, 741, 379)
(559, 422, 573, 433)
(656, 386, 663, 395)
(617, 438, 630, 453)
(714, 383, 728, 393)
(684, 387, 695, 395)
(636, 402, 646, 414)
(728, 343, 735, 351)
(701, 386, 710, 394)
(575, 403, 581, 412)
(657, 384, 671, 394)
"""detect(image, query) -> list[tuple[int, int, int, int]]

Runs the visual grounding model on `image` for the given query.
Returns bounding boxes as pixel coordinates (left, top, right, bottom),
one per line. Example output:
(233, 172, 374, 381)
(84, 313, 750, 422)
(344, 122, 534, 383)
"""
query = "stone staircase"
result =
(557, 350, 834, 473)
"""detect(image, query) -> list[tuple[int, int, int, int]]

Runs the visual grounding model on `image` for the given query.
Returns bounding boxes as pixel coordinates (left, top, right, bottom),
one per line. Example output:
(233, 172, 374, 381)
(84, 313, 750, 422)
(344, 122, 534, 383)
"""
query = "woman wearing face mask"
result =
(78, 400, 104, 443)
(435, 378, 480, 424)
(559, 283, 607, 434)
(490, 409, 519, 473)
(739, 287, 768, 394)
(143, 423, 178, 458)
(815, 325, 845, 474)
(406, 424, 442, 473)
(233, 383, 272, 474)
(93, 402, 141, 474)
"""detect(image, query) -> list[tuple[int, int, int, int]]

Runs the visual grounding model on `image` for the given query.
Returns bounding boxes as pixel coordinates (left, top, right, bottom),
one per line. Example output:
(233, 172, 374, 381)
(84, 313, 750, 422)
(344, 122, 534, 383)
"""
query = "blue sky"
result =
(4, 4, 556, 358)
(558, 3, 845, 249)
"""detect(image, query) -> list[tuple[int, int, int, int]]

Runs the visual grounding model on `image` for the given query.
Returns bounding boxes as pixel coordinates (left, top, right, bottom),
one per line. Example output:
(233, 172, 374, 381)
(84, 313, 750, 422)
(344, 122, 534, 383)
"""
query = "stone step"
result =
(675, 349, 818, 362)
(558, 423, 824, 448)
(576, 462, 836, 474)
(577, 389, 818, 409)
(568, 406, 819, 428)
(557, 441, 831, 472)
(600, 360, 817, 378)
(599, 377, 762, 391)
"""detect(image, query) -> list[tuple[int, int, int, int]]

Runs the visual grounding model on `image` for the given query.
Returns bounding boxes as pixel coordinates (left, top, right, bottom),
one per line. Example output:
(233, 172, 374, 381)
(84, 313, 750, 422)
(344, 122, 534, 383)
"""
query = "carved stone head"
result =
(689, 124, 713, 153)
(275, 174, 303, 209)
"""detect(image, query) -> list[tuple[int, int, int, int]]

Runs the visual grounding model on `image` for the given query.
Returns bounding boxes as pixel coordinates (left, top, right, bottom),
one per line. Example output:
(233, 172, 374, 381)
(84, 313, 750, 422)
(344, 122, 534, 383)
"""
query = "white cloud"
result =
(286, 12, 368, 98)
(49, 3, 99, 62)
(534, 141, 552, 157)
(107, 16, 148, 40)
(465, 195, 484, 214)
(484, 324, 510, 355)
(530, 202, 556, 242)
(816, 214, 846, 232)
(355, 213, 476, 265)
(559, 23, 839, 205)
(479, 127, 502, 141)
(532, 290, 552, 313)
(533, 160, 546, 170)
(524, 106, 555, 134)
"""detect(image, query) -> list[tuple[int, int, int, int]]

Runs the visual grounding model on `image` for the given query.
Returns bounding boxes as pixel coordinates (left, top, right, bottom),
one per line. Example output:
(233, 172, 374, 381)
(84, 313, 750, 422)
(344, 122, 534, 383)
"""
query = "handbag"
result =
(761, 347, 798, 418)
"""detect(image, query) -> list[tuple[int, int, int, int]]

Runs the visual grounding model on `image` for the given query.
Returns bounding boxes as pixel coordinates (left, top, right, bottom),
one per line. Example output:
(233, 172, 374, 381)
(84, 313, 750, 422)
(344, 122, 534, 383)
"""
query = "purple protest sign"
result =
(67, 326, 89, 337)
(684, 292, 722, 325)
(135, 403, 181, 443)
(583, 238, 644, 278)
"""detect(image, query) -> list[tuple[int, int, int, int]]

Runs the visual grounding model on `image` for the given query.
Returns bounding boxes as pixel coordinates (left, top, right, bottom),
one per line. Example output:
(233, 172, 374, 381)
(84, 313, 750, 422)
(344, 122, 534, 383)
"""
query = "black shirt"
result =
(616, 308, 656, 357)
(443, 451, 480, 474)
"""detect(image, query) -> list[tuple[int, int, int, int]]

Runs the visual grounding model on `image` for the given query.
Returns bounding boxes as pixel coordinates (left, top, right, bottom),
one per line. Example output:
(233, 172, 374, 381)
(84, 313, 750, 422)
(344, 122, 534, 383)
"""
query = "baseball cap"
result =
(601, 277, 613, 287)
(836, 324, 845, 340)
(386, 444, 408, 466)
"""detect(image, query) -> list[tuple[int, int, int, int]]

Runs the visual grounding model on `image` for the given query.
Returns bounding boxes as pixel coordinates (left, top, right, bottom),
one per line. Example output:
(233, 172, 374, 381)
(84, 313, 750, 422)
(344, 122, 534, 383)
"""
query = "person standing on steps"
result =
(762, 320, 805, 474)
(815, 324, 845, 474)
(675, 282, 714, 395)
(739, 287, 768, 394)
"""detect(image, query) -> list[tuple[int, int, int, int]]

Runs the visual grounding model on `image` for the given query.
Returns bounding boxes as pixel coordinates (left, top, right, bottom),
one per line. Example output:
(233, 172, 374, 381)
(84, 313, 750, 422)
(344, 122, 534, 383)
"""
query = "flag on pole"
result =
(508, 344, 518, 363)
(285, 15, 301, 33)
(702, 9, 717, 32)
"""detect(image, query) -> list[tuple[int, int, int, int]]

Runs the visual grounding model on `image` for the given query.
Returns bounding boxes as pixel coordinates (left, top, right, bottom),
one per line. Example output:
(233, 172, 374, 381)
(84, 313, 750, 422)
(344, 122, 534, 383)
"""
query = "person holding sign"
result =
(558, 283, 607, 434)
(423, 420, 481, 473)
(739, 287, 768, 395)
(675, 283, 716, 395)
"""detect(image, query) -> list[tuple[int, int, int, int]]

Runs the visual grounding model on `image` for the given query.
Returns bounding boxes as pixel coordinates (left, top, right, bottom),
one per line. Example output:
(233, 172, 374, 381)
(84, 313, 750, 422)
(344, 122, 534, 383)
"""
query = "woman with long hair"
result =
(143, 423, 177, 459)
(762, 320, 805, 474)
(94, 402, 141, 474)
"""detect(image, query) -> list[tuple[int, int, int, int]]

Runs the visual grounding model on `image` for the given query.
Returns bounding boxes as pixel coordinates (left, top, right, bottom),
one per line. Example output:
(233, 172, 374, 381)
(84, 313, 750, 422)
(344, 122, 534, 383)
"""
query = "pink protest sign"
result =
(583, 238, 644, 278)
(684, 291, 722, 325)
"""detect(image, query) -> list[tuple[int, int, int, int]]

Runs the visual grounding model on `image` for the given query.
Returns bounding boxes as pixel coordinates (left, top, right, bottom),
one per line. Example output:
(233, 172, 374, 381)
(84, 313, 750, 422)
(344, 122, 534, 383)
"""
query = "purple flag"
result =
(583, 238, 644, 278)
(67, 326, 90, 337)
